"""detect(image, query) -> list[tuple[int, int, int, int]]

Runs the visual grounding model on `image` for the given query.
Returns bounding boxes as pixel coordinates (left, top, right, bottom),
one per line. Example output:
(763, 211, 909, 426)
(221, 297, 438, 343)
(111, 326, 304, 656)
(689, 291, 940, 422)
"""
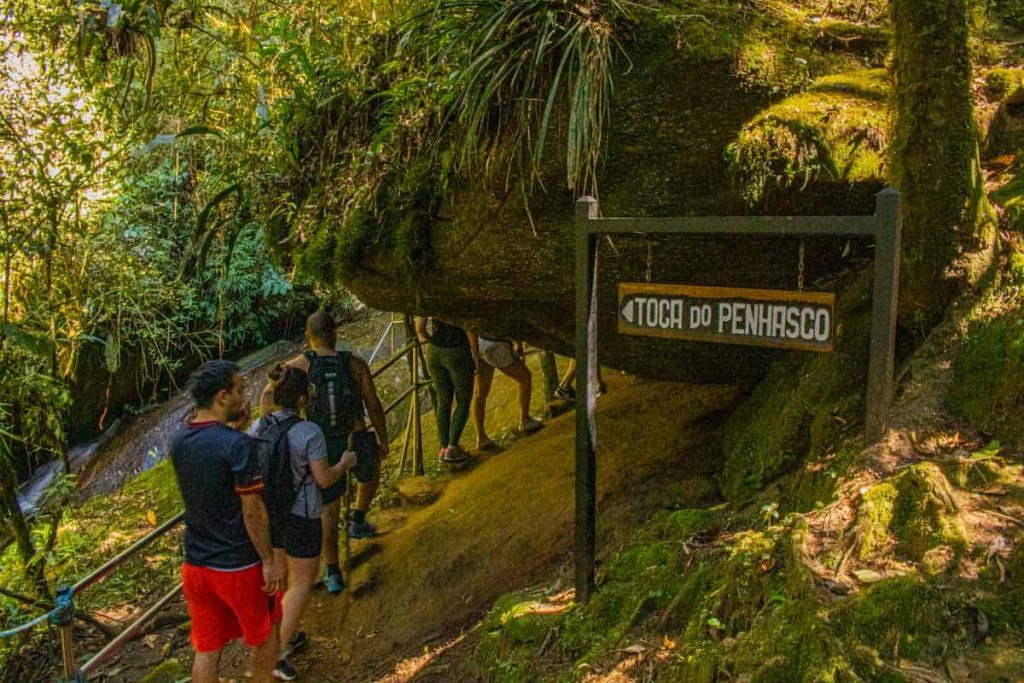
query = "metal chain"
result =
(644, 239, 653, 283)
(797, 239, 805, 292)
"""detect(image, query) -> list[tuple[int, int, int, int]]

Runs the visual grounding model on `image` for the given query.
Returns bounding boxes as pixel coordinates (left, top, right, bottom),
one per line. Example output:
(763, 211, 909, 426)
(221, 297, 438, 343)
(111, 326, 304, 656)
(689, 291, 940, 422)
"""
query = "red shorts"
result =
(181, 563, 282, 652)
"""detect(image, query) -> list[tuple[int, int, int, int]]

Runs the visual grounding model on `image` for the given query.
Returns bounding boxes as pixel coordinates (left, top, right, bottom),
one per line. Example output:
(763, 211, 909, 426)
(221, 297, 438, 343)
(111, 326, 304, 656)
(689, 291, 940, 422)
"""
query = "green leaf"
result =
(969, 441, 1001, 461)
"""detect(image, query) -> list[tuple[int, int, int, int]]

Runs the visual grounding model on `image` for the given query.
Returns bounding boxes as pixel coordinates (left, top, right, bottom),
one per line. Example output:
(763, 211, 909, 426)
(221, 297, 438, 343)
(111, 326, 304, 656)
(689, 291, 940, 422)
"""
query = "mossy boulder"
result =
(473, 592, 570, 681)
(720, 272, 872, 506)
(983, 68, 1024, 102)
(726, 70, 889, 207)
(321, 20, 890, 385)
(948, 302, 1024, 448)
(833, 576, 949, 662)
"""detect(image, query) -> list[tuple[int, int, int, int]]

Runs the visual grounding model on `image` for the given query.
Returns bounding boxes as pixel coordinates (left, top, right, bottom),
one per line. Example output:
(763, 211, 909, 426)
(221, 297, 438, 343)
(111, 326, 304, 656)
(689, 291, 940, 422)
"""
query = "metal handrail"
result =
(367, 320, 397, 365)
(371, 340, 416, 379)
(78, 584, 183, 679)
(2, 330, 429, 682)
(73, 512, 185, 594)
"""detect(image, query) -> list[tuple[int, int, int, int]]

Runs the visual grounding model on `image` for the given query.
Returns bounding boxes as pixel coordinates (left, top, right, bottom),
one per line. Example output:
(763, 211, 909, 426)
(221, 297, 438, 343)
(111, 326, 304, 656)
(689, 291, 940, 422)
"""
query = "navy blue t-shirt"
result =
(170, 421, 265, 570)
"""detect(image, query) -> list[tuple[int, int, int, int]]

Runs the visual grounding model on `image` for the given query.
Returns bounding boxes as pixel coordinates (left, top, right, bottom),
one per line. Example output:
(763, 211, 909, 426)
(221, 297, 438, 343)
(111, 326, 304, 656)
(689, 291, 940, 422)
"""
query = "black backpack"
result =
(304, 351, 364, 439)
(255, 413, 304, 522)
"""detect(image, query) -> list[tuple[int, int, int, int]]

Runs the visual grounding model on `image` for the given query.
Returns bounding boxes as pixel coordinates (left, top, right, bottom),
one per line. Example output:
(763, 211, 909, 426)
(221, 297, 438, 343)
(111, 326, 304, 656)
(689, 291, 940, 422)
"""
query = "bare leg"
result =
(279, 557, 319, 653)
(321, 499, 341, 568)
(191, 649, 222, 683)
(559, 358, 576, 390)
(250, 623, 279, 683)
(500, 359, 533, 424)
(473, 362, 495, 446)
(355, 479, 378, 512)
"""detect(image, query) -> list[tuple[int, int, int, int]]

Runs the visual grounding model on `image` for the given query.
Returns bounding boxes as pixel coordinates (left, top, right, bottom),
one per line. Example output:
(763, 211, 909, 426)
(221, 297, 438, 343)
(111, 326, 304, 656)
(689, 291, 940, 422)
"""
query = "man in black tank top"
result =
(261, 311, 388, 593)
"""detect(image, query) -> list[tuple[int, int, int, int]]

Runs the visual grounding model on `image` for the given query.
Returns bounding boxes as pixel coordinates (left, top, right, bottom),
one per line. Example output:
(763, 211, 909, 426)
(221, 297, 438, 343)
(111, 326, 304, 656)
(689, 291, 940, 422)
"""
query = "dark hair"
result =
(268, 365, 309, 410)
(305, 310, 336, 347)
(187, 360, 240, 409)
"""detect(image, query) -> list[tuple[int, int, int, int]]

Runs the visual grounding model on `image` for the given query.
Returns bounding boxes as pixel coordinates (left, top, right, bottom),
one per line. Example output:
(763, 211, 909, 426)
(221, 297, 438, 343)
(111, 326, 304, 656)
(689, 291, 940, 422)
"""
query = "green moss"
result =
(657, 0, 887, 95)
(721, 272, 872, 506)
(726, 600, 855, 682)
(1006, 542, 1024, 631)
(983, 68, 1024, 101)
(889, 463, 967, 561)
(725, 70, 888, 207)
(140, 659, 185, 683)
(855, 481, 897, 559)
(473, 592, 570, 682)
(833, 577, 948, 661)
(948, 304, 1024, 448)
(992, 165, 1024, 234)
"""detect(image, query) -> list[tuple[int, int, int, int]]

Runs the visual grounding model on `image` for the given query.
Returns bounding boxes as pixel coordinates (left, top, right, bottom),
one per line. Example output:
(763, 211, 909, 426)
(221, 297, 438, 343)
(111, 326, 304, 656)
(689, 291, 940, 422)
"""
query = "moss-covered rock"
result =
(983, 68, 1024, 102)
(725, 70, 889, 206)
(472, 592, 571, 681)
(720, 272, 871, 506)
(833, 576, 949, 662)
(948, 302, 1024, 448)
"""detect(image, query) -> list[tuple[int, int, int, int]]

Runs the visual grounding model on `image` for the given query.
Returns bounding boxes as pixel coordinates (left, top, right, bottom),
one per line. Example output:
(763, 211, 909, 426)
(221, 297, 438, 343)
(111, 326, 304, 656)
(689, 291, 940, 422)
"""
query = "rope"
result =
(0, 608, 55, 639)
(0, 586, 74, 639)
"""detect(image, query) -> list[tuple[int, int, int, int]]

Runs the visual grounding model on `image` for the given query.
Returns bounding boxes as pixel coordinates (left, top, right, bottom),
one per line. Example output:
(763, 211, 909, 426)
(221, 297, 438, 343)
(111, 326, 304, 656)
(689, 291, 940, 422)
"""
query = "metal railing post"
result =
(53, 586, 76, 681)
(411, 341, 424, 476)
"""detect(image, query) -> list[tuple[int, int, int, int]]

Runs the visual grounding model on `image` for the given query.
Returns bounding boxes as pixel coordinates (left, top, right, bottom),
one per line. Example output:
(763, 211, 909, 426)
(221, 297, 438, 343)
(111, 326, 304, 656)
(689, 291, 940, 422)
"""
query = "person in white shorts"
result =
(470, 335, 543, 451)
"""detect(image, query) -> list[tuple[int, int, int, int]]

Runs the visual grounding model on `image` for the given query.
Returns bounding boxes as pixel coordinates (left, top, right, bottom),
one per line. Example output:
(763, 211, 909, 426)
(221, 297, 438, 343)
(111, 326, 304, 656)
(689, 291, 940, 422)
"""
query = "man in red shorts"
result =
(171, 360, 285, 683)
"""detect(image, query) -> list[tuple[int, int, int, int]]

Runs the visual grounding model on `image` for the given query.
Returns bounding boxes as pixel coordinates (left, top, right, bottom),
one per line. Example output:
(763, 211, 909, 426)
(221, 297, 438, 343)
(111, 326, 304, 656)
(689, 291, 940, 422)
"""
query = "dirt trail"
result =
(287, 368, 735, 682)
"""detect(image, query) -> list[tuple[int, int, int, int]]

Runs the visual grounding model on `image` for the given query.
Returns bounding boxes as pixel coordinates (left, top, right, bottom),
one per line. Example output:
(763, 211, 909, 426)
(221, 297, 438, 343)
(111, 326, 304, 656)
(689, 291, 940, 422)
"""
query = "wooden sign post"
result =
(573, 188, 902, 603)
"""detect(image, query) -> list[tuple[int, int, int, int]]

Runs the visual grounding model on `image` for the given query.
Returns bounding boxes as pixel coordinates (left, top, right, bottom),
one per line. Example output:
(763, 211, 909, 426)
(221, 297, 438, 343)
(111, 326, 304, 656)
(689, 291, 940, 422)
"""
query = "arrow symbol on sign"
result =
(620, 298, 634, 324)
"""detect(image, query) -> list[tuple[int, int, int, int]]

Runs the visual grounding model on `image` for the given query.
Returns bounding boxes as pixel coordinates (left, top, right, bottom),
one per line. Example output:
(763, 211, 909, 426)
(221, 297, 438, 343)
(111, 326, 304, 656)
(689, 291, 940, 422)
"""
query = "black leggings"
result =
(425, 343, 474, 448)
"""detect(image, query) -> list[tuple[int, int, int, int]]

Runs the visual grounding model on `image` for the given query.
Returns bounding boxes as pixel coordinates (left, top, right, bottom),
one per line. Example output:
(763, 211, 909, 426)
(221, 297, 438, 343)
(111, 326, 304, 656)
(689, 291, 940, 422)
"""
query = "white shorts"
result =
(479, 338, 515, 370)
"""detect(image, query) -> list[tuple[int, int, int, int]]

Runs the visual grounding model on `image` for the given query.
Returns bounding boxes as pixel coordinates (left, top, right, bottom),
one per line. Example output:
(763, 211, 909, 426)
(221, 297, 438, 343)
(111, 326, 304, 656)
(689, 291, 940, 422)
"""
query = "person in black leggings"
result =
(415, 317, 477, 463)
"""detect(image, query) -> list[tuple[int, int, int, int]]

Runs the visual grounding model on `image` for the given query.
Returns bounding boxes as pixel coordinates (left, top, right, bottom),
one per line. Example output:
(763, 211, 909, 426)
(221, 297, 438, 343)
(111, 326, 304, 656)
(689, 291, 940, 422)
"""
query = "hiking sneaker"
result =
(323, 572, 345, 594)
(286, 630, 309, 656)
(554, 385, 575, 400)
(348, 519, 380, 539)
(274, 658, 298, 681)
(519, 417, 543, 433)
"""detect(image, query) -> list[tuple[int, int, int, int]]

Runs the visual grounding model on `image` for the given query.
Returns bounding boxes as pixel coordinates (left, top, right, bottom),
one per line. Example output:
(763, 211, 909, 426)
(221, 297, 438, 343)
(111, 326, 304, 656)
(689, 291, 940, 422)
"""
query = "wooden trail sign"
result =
(617, 283, 836, 352)
(573, 188, 902, 605)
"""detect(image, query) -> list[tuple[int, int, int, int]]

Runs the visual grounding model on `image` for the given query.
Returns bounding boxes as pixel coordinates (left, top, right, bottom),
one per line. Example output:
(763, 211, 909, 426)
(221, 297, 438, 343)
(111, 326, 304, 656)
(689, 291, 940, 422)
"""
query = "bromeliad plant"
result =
(409, 0, 634, 197)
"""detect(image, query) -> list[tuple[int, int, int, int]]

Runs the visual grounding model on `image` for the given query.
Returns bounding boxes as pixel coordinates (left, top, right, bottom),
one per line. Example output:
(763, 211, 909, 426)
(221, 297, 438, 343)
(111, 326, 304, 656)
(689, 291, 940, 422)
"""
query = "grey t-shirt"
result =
(248, 410, 328, 518)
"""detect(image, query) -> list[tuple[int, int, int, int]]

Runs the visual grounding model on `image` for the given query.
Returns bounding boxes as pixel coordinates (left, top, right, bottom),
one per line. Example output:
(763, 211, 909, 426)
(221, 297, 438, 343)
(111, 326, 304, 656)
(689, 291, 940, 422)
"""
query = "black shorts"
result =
(276, 514, 322, 559)
(321, 432, 380, 504)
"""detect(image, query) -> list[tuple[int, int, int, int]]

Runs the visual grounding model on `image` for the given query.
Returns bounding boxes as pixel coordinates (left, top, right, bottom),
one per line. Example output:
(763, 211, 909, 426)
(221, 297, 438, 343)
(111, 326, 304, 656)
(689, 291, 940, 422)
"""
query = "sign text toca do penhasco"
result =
(618, 283, 836, 352)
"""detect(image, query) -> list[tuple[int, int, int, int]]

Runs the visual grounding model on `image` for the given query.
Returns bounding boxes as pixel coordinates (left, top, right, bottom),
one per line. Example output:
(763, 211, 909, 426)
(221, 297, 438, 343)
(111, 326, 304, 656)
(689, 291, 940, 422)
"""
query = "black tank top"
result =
(428, 320, 469, 349)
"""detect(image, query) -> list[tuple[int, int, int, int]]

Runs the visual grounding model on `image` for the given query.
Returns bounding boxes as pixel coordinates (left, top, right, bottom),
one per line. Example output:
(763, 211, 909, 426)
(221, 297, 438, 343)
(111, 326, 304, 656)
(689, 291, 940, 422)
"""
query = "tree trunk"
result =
(890, 0, 997, 336)
(0, 448, 47, 597)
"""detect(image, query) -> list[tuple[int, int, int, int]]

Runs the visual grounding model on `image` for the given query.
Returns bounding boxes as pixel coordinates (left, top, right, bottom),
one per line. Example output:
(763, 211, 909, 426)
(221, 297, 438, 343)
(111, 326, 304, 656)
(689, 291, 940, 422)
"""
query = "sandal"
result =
(476, 439, 498, 452)
(441, 446, 470, 463)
